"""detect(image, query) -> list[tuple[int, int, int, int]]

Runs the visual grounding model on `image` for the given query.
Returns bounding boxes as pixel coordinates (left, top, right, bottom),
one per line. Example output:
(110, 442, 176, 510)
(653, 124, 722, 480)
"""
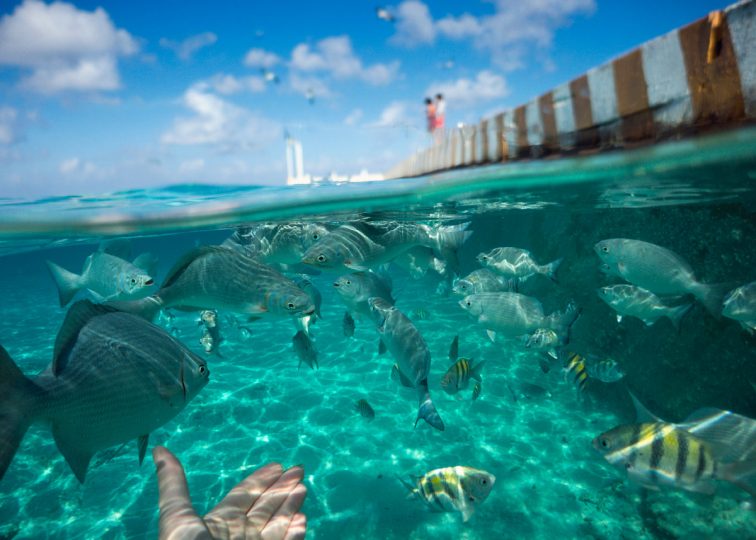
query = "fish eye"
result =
(466, 301, 471, 306)
(287, 302, 295, 309)
(317, 255, 326, 262)
(130, 278, 136, 285)
(481, 478, 487, 485)
(600, 437, 609, 448)
(313, 233, 319, 240)
(199, 365, 206, 374)
(602, 246, 609, 253)
(468, 496, 475, 502)
(346, 280, 351, 285)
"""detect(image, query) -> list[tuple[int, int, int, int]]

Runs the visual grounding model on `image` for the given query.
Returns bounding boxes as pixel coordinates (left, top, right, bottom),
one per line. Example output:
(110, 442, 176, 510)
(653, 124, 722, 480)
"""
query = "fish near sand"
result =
(368, 297, 444, 431)
(46, 242, 156, 306)
(0, 300, 209, 483)
(401, 466, 495, 522)
(292, 330, 318, 370)
(355, 399, 375, 421)
(594, 239, 726, 316)
(343, 311, 356, 337)
(440, 358, 485, 396)
(593, 396, 756, 497)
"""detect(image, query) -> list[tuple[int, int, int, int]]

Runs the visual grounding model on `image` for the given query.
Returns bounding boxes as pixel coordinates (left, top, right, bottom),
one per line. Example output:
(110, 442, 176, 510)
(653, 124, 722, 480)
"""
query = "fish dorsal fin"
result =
(53, 300, 117, 376)
(137, 434, 149, 465)
(52, 423, 92, 483)
(681, 408, 756, 463)
(162, 245, 230, 289)
(629, 391, 663, 423)
(99, 238, 132, 259)
(132, 253, 158, 276)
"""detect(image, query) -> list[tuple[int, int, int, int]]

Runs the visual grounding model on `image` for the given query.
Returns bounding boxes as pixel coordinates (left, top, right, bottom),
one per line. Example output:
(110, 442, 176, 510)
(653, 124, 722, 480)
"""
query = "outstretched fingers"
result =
(153, 446, 207, 539)
(247, 466, 305, 533)
(260, 483, 307, 540)
(208, 462, 284, 519)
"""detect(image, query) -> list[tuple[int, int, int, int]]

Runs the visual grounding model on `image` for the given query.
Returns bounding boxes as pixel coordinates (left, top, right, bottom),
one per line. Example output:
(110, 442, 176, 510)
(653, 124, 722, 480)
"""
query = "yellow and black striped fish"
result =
(564, 352, 589, 391)
(402, 466, 495, 522)
(593, 422, 718, 493)
(440, 358, 485, 395)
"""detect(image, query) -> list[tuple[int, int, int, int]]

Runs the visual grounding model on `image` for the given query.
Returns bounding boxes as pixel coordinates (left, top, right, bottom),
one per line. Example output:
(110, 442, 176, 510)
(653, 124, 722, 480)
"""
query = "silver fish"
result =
(459, 292, 580, 343)
(333, 271, 394, 318)
(392, 245, 448, 279)
(594, 239, 725, 315)
(302, 221, 470, 272)
(722, 282, 756, 334)
(477, 247, 561, 282)
(452, 268, 517, 296)
(0, 300, 209, 483)
(597, 284, 693, 328)
(368, 297, 444, 431)
(223, 222, 329, 266)
(523, 328, 560, 350)
(131, 246, 315, 321)
(46, 244, 156, 306)
(292, 330, 318, 370)
(585, 357, 625, 383)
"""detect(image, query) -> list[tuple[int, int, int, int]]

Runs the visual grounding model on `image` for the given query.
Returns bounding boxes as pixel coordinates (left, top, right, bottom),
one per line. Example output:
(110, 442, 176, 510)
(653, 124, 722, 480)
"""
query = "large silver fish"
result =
(477, 247, 561, 282)
(597, 284, 692, 328)
(367, 297, 444, 431)
(0, 301, 209, 483)
(333, 270, 394, 319)
(722, 281, 756, 334)
(452, 268, 516, 296)
(46, 243, 156, 306)
(121, 246, 315, 321)
(223, 222, 329, 265)
(302, 221, 470, 272)
(459, 292, 580, 343)
(594, 239, 725, 315)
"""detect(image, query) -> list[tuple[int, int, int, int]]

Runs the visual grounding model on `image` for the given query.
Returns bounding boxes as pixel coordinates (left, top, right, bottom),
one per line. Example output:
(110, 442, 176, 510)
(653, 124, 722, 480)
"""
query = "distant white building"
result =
(284, 136, 384, 184)
(285, 136, 310, 185)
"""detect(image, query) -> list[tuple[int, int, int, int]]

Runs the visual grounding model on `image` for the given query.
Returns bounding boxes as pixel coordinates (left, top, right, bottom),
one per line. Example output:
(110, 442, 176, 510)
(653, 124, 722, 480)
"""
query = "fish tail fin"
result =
(550, 301, 581, 344)
(0, 345, 42, 482)
(415, 386, 444, 431)
(719, 459, 756, 498)
(105, 295, 164, 322)
(471, 360, 486, 382)
(690, 282, 730, 318)
(397, 474, 420, 499)
(45, 260, 82, 307)
(541, 257, 563, 283)
(668, 302, 694, 330)
(433, 222, 472, 274)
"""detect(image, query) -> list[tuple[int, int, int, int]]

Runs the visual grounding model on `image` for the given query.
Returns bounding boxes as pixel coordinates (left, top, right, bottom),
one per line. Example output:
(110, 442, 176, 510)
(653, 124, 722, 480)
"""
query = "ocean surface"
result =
(0, 127, 755, 539)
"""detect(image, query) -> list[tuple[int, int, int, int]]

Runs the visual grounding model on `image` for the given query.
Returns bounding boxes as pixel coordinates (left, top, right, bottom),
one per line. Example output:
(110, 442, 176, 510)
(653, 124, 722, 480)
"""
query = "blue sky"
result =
(0, 0, 728, 197)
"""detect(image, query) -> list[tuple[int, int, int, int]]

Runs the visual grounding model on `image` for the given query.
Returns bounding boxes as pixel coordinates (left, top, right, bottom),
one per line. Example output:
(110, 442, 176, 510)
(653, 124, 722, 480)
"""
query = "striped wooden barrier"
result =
(385, 0, 755, 179)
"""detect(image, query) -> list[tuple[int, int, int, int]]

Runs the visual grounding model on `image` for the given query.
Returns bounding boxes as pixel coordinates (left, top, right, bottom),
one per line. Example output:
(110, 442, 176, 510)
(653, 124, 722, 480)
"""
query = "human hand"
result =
(154, 446, 307, 540)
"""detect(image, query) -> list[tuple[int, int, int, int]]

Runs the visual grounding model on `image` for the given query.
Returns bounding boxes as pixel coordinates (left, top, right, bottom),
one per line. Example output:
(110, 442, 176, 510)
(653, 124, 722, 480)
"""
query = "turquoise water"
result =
(0, 128, 755, 539)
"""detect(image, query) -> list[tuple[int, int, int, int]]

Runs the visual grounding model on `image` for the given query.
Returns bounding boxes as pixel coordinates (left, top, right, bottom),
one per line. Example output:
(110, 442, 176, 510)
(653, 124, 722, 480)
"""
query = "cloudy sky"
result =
(0, 0, 724, 197)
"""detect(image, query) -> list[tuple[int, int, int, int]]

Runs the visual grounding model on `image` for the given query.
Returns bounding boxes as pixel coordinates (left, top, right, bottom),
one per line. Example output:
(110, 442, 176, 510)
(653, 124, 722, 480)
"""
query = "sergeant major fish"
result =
(594, 239, 726, 316)
(368, 297, 444, 431)
(477, 247, 562, 283)
(440, 358, 485, 396)
(401, 466, 496, 522)
(354, 398, 375, 421)
(594, 396, 756, 496)
(0, 300, 209, 483)
(597, 284, 692, 329)
(722, 281, 756, 334)
(46, 242, 156, 306)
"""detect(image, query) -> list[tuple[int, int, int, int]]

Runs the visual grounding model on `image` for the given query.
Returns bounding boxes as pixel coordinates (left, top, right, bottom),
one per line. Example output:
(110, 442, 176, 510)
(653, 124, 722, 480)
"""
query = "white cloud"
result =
(59, 157, 96, 175)
(243, 48, 280, 68)
(391, 0, 595, 70)
(161, 88, 281, 150)
(195, 73, 266, 95)
(427, 70, 509, 107)
(289, 72, 332, 100)
(160, 32, 217, 60)
(290, 36, 399, 85)
(0, 0, 138, 93)
(0, 107, 19, 144)
(344, 108, 363, 126)
(179, 158, 205, 173)
(371, 101, 408, 128)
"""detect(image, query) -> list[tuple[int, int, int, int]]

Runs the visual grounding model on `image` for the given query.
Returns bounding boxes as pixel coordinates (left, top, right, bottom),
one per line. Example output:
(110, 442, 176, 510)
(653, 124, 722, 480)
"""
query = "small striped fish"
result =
(472, 382, 482, 401)
(440, 358, 485, 395)
(403, 466, 495, 522)
(354, 399, 375, 421)
(564, 352, 589, 391)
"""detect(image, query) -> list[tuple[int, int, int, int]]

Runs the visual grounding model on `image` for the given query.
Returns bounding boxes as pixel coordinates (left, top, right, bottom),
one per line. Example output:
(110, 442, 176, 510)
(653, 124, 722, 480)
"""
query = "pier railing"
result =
(385, 0, 755, 179)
